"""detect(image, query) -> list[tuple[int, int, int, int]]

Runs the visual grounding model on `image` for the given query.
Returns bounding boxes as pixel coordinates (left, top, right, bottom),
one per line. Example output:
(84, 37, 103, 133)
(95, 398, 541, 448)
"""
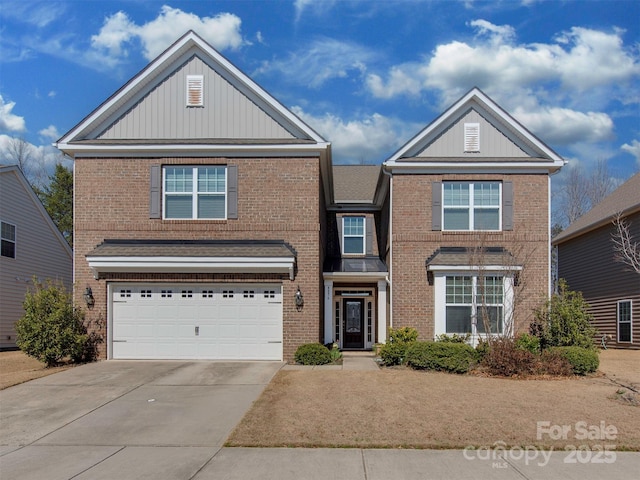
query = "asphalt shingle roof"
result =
(553, 172, 640, 244)
(332, 165, 381, 203)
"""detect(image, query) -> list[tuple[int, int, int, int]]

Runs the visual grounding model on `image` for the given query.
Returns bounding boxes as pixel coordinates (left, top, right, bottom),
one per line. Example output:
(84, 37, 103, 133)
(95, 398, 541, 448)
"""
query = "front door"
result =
(343, 299, 364, 349)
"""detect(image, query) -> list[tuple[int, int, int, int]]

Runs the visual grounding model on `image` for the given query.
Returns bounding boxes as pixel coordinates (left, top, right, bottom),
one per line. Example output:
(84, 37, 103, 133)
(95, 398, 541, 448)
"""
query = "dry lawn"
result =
(0, 350, 73, 390)
(227, 349, 640, 450)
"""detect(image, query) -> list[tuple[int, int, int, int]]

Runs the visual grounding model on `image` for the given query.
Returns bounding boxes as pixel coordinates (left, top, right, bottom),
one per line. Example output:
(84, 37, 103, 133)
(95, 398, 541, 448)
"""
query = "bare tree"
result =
(558, 159, 615, 227)
(4, 136, 47, 187)
(612, 213, 640, 274)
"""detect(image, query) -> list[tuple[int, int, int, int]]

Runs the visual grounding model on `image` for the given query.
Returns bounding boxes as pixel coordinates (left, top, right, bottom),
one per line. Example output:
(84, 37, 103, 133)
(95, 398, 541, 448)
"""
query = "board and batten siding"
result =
(557, 213, 640, 349)
(98, 55, 295, 140)
(419, 110, 529, 158)
(0, 169, 73, 348)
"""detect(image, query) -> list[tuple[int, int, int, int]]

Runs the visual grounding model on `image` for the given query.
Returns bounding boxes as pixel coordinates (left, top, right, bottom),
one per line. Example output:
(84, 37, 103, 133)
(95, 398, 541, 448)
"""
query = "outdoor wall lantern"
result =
(83, 287, 95, 308)
(294, 286, 304, 310)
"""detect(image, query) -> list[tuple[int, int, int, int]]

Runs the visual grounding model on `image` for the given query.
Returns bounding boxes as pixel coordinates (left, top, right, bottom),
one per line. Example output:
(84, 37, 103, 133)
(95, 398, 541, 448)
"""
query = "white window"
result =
(445, 275, 504, 335)
(1, 221, 16, 258)
(186, 75, 204, 107)
(464, 123, 480, 152)
(342, 217, 365, 254)
(617, 300, 632, 342)
(443, 182, 501, 231)
(164, 166, 226, 219)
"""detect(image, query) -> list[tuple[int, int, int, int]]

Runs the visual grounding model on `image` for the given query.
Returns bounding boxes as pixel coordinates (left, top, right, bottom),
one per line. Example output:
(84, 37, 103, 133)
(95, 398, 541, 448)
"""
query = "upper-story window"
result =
(1, 221, 16, 258)
(164, 166, 226, 219)
(342, 217, 365, 255)
(443, 182, 501, 231)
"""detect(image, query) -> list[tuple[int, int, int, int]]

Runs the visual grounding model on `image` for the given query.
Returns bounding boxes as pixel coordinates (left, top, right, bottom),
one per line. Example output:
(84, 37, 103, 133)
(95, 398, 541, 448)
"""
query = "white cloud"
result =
(256, 38, 376, 88)
(292, 106, 415, 163)
(365, 20, 638, 147)
(0, 95, 26, 133)
(294, 0, 337, 22)
(513, 106, 614, 145)
(90, 6, 246, 65)
(621, 140, 640, 167)
(38, 125, 60, 142)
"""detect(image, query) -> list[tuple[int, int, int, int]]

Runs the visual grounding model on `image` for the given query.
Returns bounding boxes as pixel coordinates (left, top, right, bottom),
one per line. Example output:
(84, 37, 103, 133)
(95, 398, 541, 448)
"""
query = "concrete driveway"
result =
(0, 360, 282, 479)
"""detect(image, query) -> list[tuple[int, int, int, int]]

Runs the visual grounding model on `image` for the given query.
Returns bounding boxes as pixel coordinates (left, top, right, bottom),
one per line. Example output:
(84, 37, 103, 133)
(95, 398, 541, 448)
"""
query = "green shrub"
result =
(405, 341, 476, 374)
(15, 279, 88, 367)
(475, 339, 490, 361)
(389, 327, 418, 344)
(531, 279, 597, 349)
(435, 333, 470, 343)
(379, 342, 408, 366)
(294, 343, 332, 365)
(550, 346, 599, 375)
(515, 333, 540, 354)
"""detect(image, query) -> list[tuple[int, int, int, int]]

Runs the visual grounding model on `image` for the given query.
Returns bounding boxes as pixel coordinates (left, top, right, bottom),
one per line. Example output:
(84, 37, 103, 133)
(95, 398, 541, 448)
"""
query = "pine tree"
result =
(38, 164, 73, 246)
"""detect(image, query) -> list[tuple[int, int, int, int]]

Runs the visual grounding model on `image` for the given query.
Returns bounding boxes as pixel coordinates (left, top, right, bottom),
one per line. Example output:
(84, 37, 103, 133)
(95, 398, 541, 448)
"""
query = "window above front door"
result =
(342, 216, 365, 255)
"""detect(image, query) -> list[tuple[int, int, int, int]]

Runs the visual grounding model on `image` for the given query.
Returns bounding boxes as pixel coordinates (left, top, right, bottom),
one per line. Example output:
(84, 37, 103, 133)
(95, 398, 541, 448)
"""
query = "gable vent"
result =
(186, 75, 204, 107)
(464, 122, 480, 152)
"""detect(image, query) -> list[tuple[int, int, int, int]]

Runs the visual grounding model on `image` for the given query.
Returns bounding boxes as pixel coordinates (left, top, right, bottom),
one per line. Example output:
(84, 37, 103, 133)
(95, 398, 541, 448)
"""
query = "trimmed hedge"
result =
(406, 341, 476, 374)
(294, 343, 332, 365)
(379, 342, 407, 366)
(550, 346, 599, 375)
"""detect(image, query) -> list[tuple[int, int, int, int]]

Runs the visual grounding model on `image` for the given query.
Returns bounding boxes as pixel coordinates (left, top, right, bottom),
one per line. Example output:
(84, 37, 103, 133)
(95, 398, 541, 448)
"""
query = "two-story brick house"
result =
(56, 31, 333, 361)
(57, 31, 564, 361)
(384, 89, 565, 345)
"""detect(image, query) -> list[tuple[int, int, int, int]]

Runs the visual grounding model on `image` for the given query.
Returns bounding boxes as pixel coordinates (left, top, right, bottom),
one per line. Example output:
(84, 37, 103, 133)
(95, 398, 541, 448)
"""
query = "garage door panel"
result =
(111, 283, 282, 360)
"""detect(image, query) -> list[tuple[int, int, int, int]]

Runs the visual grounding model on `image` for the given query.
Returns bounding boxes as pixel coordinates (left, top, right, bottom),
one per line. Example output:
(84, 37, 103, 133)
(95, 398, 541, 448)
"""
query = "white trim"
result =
(342, 216, 365, 255)
(383, 162, 564, 175)
(433, 272, 515, 347)
(385, 88, 564, 164)
(0, 220, 17, 259)
(163, 166, 227, 220)
(617, 299, 633, 343)
(442, 181, 501, 232)
(427, 265, 522, 272)
(56, 31, 327, 147)
(377, 279, 387, 345)
(87, 255, 296, 280)
(54, 142, 331, 157)
(324, 280, 334, 344)
(322, 271, 387, 282)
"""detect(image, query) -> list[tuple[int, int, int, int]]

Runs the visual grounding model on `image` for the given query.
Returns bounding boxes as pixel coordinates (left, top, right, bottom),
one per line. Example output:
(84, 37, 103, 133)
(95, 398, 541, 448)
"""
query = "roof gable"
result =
(553, 172, 640, 244)
(385, 87, 565, 173)
(56, 31, 327, 152)
(0, 165, 72, 259)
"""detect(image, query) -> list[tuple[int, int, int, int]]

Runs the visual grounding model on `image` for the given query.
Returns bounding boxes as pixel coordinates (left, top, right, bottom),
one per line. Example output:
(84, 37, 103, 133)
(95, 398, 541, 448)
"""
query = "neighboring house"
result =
(56, 31, 563, 361)
(553, 173, 640, 349)
(0, 165, 73, 349)
(383, 88, 565, 346)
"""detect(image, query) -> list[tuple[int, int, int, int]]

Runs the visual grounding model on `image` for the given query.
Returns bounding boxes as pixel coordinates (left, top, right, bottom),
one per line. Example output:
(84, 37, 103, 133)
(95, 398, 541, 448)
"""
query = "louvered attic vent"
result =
(186, 75, 204, 107)
(464, 122, 480, 152)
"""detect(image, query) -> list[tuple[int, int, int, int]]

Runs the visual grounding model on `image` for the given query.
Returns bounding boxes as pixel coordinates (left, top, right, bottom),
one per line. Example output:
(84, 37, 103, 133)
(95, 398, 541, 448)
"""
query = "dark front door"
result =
(343, 299, 364, 349)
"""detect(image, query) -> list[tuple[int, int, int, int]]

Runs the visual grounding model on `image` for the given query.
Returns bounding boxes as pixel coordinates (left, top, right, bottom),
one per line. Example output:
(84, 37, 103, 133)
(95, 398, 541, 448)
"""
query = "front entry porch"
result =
(323, 279, 388, 350)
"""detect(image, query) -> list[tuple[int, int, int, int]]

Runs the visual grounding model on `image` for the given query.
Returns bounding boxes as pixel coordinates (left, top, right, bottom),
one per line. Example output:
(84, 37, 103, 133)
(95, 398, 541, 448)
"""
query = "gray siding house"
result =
(553, 172, 640, 349)
(0, 165, 73, 349)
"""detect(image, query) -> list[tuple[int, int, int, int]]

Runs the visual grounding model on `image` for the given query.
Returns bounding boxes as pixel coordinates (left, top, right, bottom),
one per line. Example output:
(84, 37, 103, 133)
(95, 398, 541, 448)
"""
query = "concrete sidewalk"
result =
(282, 351, 381, 371)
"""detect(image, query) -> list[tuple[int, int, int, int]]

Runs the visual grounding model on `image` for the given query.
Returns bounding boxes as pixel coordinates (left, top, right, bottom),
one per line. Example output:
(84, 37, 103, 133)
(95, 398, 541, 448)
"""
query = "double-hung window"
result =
(445, 275, 504, 335)
(342, 217, 365, 255)
(617, 300, 632, 342)
(1, 221, 16, 258)
(443, 182, 501, 231)
(164, 166, 226, 219)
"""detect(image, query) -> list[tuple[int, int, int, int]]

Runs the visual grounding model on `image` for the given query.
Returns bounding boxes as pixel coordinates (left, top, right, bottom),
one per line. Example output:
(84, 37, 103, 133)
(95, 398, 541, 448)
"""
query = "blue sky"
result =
(1, 1, 639, 192)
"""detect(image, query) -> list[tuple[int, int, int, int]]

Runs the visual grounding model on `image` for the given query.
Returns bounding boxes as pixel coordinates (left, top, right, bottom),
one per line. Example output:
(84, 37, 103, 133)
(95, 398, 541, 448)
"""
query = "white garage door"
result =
(110, 284, 282, 360)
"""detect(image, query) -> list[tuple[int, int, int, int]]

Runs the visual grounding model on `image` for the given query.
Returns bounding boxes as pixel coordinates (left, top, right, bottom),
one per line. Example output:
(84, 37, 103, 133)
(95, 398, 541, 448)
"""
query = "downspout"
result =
(382, 164, 393, 329)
